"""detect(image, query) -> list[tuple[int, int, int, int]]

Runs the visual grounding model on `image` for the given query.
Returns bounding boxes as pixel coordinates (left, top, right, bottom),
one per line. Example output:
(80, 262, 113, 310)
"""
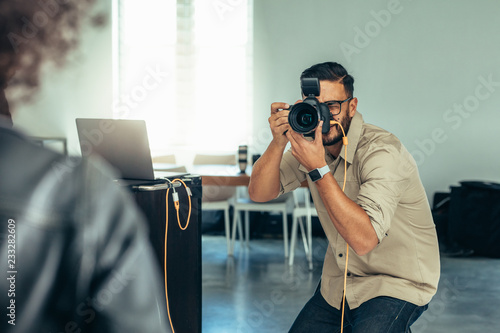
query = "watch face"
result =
(309, 169, 321, 182)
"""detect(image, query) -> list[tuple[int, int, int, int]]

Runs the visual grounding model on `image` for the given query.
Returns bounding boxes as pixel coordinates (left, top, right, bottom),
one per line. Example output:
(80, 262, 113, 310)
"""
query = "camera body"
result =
(288, 78, 330, 135)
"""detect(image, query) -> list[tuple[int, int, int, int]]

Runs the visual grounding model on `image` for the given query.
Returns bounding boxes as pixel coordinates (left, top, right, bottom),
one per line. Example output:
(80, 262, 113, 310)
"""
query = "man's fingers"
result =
(287, 128, 304, 146)
(311, 121, 325, 147)
(271, 102, 290, 114)
(269, 110, 290, 128)
(315, 120, 324, 138)
(273, 111, 289, 123)
(285, 129, 295, 145)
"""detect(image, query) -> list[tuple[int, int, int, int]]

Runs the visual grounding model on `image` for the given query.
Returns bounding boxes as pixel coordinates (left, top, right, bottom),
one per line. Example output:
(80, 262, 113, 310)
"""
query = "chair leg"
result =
(244, 210, 250, 248)
(237, 212, 243, 246)
(307, 214, 313, 270)
(282, 209, 289, 258)
(289, 213, 298, 266)
(298, 217, 309, 255)
(224, 207, 231, 255)
(230, 209, 240, 256)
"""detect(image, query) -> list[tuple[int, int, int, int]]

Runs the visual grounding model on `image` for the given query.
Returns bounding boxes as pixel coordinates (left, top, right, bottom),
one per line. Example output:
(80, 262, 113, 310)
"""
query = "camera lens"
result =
(288, 102, 319, 134)
(298, 111, 314, 127)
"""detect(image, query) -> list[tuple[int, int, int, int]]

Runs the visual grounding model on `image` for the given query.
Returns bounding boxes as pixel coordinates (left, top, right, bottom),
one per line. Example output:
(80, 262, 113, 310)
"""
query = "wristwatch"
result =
(308, 165, 330, 182)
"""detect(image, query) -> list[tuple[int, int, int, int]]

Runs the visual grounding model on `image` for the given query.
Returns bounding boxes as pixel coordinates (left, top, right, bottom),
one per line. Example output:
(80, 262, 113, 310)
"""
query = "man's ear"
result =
(349, 97, 358, 118)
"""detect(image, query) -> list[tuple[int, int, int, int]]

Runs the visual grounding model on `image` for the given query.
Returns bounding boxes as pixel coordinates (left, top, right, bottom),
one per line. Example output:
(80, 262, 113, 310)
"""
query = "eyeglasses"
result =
(325, 97, 353, 116)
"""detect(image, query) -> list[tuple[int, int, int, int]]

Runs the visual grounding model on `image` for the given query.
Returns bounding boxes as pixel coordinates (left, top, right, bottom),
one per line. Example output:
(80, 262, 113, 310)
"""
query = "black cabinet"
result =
(129, 175, 202, 333)
(448, 181, 500, 258)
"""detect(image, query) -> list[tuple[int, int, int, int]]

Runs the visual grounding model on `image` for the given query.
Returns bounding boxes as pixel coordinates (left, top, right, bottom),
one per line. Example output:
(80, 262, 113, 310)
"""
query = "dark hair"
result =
(0, 0, 102, 106)
(300, 62, 354, 97)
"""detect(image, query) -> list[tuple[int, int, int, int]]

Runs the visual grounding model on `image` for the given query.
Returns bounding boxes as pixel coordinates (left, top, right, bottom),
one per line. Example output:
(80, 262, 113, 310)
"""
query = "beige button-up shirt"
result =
(279, 112, 440, 309)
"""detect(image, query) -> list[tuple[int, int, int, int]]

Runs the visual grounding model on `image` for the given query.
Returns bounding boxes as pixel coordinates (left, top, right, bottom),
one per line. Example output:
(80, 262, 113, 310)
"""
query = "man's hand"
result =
(286, 120, 327, 171)
(269, 102, 291, 148)
(248, 101, 293, 202)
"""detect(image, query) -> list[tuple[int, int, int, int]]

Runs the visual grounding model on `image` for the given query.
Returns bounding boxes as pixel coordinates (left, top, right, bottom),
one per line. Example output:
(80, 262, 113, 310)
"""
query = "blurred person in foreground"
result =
(249, 62, 440, 332)
(0, 1, 171, 332)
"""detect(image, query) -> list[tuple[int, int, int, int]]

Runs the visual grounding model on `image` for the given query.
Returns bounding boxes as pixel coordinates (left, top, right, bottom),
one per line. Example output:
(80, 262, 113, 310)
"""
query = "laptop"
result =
(76, 118, 187, 186)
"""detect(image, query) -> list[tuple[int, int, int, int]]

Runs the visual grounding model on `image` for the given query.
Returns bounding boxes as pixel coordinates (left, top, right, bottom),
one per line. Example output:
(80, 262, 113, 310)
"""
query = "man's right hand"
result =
(249, 101, 294, 202)
(269, 102, 291, 147)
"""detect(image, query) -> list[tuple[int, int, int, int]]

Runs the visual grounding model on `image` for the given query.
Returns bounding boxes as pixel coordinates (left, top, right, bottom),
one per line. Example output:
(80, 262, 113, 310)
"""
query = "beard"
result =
(322, 113, 353, 146)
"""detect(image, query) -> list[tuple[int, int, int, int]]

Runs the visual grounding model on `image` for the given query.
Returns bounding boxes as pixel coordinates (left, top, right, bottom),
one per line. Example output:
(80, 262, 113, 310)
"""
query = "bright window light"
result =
(113, 0, 253, 158)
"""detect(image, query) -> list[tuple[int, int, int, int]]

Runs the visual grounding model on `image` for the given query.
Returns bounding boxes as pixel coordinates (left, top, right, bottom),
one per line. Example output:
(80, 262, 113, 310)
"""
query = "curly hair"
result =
(0, 0, 102, 115)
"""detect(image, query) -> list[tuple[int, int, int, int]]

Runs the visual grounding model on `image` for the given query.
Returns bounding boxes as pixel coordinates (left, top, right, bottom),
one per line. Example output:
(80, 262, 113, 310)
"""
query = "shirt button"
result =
(347, 272, 351, 277)
(338, 253, 343, 258)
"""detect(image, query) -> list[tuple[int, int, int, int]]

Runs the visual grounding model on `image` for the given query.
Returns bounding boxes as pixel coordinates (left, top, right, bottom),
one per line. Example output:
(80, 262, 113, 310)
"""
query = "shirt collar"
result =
(298, 111, 364, 173)
(338, 111, 363, 165)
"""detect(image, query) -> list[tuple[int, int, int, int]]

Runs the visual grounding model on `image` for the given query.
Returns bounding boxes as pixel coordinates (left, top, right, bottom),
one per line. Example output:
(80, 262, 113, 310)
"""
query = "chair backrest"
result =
(152, 154, 176, 164)
(162, 165, 188, 173)
(193, 154, 236, 165)
(293, 188, 302, 207)
(293, 187, 315, 211)
(293, 188, 304, 206)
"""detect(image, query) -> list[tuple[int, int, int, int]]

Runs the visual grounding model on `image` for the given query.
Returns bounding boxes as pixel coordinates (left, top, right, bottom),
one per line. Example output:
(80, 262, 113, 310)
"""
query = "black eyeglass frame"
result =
(325, 97, 353, 116)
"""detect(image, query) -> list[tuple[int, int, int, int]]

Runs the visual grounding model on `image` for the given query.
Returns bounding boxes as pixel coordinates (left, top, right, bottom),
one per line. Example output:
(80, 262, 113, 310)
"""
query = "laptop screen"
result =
(76, 118, 155, 180)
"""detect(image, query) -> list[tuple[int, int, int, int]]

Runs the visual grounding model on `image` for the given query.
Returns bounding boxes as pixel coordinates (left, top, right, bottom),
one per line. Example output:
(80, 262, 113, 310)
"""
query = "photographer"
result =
(249, 62, 440, 332)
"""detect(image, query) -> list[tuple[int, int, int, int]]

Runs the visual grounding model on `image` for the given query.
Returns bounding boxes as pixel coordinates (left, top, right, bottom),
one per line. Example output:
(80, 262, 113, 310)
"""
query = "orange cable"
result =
(173, 179, 192, 230)
(331, 120, 349, 333)
(164, 179, 192, 333)
(164, 189, 174, 332)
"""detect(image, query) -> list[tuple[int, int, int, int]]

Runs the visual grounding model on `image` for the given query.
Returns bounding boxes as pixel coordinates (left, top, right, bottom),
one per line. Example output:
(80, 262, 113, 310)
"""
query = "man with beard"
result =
(249, 62, 440, 332)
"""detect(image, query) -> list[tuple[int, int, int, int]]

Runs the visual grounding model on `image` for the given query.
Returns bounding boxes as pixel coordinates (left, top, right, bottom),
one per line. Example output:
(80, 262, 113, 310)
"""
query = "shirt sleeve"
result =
(356, 142, 414, 243)
(278, 148, 307, 196)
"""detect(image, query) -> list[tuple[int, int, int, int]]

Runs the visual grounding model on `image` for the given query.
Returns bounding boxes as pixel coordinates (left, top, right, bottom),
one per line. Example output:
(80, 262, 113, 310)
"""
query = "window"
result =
(113, 0, 253, 156)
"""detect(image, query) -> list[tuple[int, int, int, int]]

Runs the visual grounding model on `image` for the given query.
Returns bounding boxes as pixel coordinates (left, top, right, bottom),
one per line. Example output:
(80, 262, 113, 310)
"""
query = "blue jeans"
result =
(289, 287, 427, 333)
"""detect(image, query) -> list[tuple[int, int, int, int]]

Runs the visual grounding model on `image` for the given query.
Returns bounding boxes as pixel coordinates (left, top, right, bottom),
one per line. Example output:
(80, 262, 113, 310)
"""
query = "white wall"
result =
(11, 0, 113, 156)
(253, 0, 500, 199)
(8, 0, 500, 199)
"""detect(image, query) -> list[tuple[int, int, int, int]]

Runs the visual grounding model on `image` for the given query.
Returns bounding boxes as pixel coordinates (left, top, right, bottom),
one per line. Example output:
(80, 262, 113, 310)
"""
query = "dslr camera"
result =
(288, 78, 330, 135)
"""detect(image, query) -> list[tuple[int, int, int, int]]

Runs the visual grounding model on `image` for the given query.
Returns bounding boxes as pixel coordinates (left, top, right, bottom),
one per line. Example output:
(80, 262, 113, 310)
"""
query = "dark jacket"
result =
(0, 122, 171, 332)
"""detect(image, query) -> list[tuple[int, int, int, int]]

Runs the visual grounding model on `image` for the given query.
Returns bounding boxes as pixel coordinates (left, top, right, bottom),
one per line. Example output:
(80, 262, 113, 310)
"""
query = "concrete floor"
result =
(202, 235, 500, 333)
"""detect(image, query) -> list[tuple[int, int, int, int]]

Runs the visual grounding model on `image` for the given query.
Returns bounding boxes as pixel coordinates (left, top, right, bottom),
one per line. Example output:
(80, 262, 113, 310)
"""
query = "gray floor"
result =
(202, 235, 500, 333)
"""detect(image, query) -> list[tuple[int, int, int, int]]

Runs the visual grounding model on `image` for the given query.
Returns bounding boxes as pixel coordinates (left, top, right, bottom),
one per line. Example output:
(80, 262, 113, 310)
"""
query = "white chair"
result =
(152, 154, 181, 172)
(193, 154, 236, 165)
(152, 154, 176, 164)
(160, 165, 188, 173)
(152, 155, 187, 173)
(193, 154, 237, 255)
(230, 192, 294, 258)
(289, 187, 317, 270)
